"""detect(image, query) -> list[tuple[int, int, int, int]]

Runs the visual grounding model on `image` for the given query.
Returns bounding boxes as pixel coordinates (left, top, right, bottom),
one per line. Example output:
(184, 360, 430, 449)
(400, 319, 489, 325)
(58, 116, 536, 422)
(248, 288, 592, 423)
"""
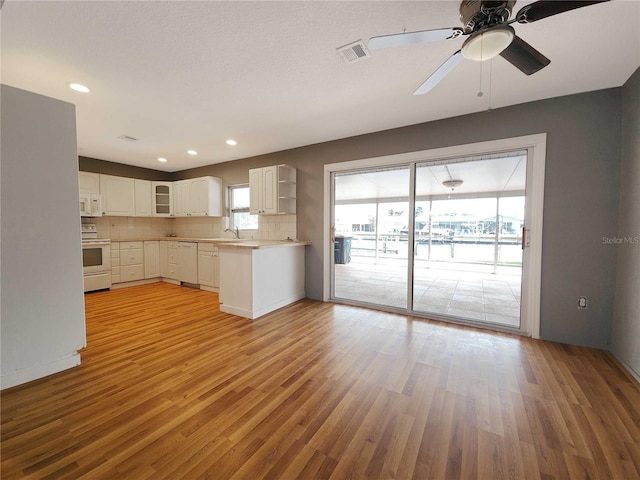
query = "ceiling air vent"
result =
(118, 134, 138, 142)
(336, 40, 371, 64)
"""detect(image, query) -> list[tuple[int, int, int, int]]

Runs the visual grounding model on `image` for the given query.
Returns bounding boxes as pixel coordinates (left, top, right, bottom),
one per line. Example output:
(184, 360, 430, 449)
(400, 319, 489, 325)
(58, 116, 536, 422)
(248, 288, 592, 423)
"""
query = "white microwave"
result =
(80, 193, 102, 217)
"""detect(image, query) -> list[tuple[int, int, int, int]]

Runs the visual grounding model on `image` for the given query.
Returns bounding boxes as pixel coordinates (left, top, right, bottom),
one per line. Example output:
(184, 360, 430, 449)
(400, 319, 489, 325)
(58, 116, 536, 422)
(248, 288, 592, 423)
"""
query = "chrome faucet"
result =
(225, 226, 240, 239)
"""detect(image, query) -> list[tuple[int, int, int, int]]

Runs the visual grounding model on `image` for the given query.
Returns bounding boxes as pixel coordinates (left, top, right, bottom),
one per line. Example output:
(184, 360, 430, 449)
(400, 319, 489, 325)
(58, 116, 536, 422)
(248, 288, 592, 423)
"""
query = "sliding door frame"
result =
(323, 134, 546, 338)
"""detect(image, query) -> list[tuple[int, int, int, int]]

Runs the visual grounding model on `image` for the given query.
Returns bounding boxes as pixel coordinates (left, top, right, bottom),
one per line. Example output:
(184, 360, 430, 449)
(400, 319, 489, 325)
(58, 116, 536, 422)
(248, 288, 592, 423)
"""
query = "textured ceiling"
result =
(2, 1, 639, 172)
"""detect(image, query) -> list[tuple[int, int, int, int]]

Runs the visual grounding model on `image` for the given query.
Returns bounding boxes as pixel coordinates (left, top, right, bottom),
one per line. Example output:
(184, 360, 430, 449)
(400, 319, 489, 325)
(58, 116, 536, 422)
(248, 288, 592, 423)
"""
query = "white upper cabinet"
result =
(276, 165, 296, 214)
(134, 179, 152, 217)
(78, 171, 100, 194)
(99, 175, 135, 216)
(173, 180, 190, 217)
(173, 177, 222, 217)
(79, 172, 102, 217)
(79, 172, 222, 218)
(249, 165, 296, 215)
(190, 177, 222, 216)
(152, 182, 173, 217)
(249, 168, 265, 215)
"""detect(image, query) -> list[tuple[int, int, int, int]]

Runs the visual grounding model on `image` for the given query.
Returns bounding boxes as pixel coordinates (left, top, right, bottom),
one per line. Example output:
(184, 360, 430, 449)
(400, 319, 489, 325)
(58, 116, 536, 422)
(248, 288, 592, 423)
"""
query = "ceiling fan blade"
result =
(516, 1, 609, 23)
(413, 50, 464, 95)
(369, 27, 463, 50)
(499, 35, 550, 75)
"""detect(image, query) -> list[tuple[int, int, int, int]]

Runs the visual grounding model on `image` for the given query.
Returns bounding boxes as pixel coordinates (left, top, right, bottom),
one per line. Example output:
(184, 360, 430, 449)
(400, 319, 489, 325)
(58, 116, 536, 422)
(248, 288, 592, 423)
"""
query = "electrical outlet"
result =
(577, 296, 590, 310)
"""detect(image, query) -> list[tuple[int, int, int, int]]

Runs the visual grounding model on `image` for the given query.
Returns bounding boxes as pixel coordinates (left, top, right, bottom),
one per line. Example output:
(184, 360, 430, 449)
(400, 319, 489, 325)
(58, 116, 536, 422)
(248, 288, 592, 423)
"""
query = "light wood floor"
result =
(2, 283, 639, 479)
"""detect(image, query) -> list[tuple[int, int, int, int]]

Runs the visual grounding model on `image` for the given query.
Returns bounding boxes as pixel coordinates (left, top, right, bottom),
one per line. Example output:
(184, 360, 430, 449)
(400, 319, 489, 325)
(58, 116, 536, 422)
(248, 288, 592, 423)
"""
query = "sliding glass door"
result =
(332, 166, 410, 309)
(331, 150, 528, 330)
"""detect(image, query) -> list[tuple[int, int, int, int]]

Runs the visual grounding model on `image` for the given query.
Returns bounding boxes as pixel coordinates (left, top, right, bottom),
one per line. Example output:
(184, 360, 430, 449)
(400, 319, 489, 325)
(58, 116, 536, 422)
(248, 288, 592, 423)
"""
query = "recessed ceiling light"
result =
(118, 134, 138, 142)
(226, 139, 237, 146)
(157, 157, 168, 163)
(69, 83, 90, 93)
(187, 150, 198, 156)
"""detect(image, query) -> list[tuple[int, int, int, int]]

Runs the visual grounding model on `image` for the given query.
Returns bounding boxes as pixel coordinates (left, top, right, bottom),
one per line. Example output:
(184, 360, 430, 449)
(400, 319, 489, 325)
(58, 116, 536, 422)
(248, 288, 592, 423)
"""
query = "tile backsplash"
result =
(90, 217, 172, 240)
(250, 214, 297, 241)
(89, 215, 297, 241)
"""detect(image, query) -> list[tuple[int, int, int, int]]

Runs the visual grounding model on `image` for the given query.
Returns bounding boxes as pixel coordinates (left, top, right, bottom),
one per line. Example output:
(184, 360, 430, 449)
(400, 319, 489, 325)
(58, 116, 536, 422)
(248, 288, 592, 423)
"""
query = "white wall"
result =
(1, 85, 86, 389)
(610, 68, 640, 381)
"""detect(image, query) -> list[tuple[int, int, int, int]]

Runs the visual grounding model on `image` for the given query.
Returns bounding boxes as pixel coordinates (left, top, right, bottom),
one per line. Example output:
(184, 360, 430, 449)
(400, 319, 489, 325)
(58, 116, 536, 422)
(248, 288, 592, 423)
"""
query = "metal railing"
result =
(338, 231, 523, 267)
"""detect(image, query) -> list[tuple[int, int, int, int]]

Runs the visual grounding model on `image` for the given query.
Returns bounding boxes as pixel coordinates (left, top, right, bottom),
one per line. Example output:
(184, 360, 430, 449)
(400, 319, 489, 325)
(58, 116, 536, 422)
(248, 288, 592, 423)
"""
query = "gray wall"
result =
(176, 87, 625, 349)
(611, 68, 640, 378)
(79, 155, 172, 181)
(1, 85, 86, 389)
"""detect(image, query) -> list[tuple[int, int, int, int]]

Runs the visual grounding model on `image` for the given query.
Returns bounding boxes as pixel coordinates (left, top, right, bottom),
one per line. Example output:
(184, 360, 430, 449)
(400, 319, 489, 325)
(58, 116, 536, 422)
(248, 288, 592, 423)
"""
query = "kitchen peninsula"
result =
(218, 240, 310, 319)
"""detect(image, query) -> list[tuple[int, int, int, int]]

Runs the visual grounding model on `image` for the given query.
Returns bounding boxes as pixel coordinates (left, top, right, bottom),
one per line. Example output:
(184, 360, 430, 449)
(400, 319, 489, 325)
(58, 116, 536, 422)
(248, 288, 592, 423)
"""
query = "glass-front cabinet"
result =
(152, 182, 173, 216)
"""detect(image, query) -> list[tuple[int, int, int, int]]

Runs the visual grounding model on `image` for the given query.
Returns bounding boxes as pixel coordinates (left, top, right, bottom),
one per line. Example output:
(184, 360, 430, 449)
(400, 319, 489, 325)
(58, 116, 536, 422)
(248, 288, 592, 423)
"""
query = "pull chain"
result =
(477, 34, 484, 98)
(487, 58, 493, 112)
(478, 60, 484, 97)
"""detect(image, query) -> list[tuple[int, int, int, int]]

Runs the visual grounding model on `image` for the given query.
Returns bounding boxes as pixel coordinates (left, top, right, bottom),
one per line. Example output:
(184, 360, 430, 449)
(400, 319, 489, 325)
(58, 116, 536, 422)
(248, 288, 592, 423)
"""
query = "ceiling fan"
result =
(368, 0, 609, 95)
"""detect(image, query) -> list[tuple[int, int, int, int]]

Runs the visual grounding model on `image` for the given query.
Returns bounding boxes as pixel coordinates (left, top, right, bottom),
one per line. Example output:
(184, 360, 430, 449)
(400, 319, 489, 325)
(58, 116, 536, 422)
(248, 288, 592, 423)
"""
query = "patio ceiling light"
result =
(443, 179, 464, 190)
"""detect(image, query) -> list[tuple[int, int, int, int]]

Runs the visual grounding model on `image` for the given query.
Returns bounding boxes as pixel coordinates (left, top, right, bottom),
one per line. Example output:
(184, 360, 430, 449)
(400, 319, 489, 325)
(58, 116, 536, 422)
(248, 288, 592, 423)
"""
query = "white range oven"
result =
(81, 224, 111, 292)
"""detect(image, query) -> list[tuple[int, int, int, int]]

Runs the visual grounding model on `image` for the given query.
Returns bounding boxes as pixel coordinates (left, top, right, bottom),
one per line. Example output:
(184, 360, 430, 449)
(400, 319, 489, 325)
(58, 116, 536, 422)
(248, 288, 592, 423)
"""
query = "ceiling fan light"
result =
(461, 26, 514, 61)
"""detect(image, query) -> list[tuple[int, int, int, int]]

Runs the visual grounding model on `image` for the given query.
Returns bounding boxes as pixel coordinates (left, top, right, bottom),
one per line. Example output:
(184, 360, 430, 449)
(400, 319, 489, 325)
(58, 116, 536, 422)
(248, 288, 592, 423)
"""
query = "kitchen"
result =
(79, 167, 309, 320)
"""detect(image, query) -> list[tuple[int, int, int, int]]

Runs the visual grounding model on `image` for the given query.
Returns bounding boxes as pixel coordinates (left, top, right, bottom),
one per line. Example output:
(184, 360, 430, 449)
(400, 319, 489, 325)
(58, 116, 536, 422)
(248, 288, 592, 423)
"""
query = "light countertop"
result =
(107, 237, 310, 248)
(216, 240, 311, 249)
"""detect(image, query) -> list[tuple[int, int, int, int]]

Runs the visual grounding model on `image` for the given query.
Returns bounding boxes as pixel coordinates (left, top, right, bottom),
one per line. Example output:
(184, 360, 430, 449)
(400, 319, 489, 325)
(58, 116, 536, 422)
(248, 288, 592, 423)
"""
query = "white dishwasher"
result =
(177, 242, 198, 284)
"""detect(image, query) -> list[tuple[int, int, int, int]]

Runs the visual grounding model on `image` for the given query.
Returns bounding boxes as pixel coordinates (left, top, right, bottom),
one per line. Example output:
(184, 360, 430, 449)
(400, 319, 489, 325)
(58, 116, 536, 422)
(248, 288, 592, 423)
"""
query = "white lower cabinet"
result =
(166, 241, 179, 280)
(144, 241, 160, 279)
(198, 243, 219, 289)
(111, 242, 121, 284)
(159, 241, 168, 277)
(178, 242, 198, 284)
(161, 241, 198, 283)
(159, 241, 179, 280)
(113, 240, 223, 290)
(120, 241, 144, 282)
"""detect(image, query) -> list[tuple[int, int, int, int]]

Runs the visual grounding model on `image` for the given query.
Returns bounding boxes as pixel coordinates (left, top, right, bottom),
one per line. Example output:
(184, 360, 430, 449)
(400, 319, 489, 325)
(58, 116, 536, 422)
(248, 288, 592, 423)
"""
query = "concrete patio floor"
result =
(334, 256, 522, 328)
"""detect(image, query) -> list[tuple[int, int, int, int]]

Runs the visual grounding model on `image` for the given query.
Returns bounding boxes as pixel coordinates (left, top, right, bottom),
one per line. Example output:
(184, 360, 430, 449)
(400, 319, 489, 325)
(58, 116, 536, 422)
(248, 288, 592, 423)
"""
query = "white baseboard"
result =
(610, 350, 640, 384)
(220, 291, 305, 320)
(253, 292, 305, 319)
(219, 304, 253, 319)
(199, 285, 219, 293)
(110, 278, 161, 289)
(1, 352, 81, 390)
